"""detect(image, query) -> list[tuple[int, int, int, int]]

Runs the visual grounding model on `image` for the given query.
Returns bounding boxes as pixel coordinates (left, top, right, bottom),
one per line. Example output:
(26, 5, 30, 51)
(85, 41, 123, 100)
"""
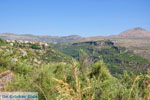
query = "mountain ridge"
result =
(0, 33, 83, 42)
(1, 27, 150, 43)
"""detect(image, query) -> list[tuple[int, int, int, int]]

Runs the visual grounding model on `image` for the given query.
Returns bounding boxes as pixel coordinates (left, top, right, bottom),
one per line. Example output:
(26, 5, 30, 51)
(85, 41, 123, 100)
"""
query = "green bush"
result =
(4, 60, 150, 100)
(31, 44, 41, 49)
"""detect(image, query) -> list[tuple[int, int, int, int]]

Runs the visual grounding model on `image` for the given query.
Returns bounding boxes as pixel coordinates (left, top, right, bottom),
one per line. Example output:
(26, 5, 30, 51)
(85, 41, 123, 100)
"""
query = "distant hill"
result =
(76, 27, 150, 42)
(0, 33, 83, 42)
(1, 27, 150, 43)
(1, 28, 150, 60)
(71, 27, 150, 60)
(119, 27, 150, 38)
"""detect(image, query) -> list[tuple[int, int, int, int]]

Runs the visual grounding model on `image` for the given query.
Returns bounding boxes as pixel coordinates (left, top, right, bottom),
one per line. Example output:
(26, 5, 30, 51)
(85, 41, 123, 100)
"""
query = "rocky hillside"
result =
(72, 27, 150, 60)
(0, 33, 83, 42)
(51, 40, 150, 75)
(0, 38, 71, 66)
(0, 38, 72, 91)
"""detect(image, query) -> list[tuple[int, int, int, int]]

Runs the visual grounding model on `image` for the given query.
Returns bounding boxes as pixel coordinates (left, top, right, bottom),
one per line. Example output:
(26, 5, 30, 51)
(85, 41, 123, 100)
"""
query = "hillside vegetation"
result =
(51, 40, 150, 75)
(0, 38, 150, 100)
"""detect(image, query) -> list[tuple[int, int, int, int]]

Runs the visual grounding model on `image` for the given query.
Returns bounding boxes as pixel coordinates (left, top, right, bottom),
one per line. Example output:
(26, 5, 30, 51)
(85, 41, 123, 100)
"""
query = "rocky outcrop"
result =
(73, 40, 114, 46)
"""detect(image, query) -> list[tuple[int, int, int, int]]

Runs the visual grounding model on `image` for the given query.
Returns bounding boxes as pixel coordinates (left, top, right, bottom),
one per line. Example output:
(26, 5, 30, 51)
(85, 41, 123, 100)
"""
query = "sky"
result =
(0, 0, 150, 37)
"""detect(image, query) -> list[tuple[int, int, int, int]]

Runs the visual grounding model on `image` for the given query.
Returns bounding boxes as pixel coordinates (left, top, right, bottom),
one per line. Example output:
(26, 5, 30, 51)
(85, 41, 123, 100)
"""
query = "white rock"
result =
(10, 43, 13, 46)
(34, 58, 38, 62)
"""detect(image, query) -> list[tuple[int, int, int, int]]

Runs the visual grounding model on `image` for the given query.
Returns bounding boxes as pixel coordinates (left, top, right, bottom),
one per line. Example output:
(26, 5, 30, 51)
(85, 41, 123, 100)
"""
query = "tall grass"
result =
(2, 59, 150, 100)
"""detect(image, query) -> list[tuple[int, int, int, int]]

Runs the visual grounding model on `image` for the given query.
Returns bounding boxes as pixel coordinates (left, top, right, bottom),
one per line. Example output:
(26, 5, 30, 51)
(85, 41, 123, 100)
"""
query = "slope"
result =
(51, 40, 150, 75)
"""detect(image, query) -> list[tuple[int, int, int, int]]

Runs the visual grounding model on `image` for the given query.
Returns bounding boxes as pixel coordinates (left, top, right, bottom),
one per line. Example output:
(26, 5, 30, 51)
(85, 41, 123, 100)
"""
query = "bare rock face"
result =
(119, 27, 150, 38)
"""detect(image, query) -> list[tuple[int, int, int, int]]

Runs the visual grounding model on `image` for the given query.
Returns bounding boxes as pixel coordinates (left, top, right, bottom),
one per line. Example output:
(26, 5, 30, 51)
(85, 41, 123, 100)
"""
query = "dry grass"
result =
(54, 59, 94, 100)
(145, 75, 150, 100)
(0, 70, 10, 78)
(128, 75, 150, 100)
(128, 75, 140, 100)
(34, 83, 48, 100)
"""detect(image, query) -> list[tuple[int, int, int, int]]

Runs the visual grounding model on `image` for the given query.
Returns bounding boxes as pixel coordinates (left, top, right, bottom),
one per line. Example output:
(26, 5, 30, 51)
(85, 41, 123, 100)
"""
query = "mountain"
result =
(0, 33, 83, 42)
(119, 27, 150, 37)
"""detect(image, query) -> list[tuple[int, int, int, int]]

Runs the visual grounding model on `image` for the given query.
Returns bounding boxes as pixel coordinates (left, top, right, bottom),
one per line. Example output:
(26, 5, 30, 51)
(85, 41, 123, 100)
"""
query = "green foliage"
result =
(41, 48, 71, 63)
(2, 57, 150, 100)
(6, 64, 58, 100)
(90, 60, 111, 80)
(0, 38, 6, 45)
(51, 40, 150, 75)
(30, 44, 41, 49)
(118, 53, 149, 63)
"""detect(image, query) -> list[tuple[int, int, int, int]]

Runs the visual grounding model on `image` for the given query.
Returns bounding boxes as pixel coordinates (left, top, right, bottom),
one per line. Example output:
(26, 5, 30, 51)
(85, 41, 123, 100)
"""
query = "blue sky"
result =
(0, 0, 150, 37)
